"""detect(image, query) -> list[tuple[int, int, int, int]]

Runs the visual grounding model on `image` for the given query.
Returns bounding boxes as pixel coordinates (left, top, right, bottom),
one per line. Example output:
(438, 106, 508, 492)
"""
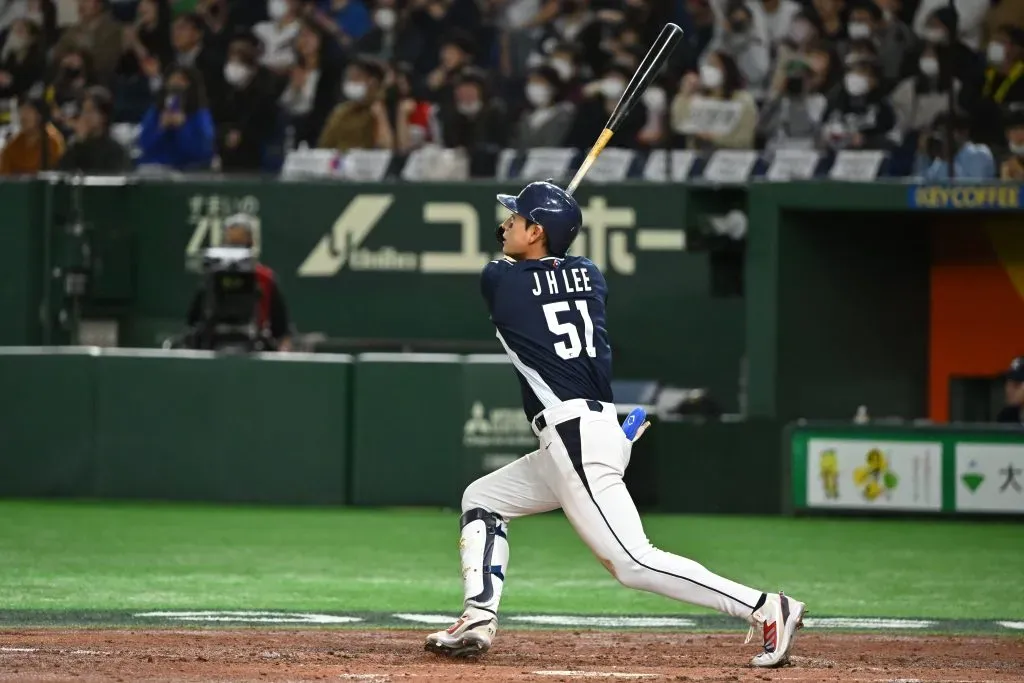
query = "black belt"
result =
(533, 400, 605, 432)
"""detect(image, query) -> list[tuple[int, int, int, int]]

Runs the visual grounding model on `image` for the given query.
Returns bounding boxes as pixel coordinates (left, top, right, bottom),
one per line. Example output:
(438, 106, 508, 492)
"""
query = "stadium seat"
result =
(519, 147, 576, 182)
(339, 149, 393, 182)
(765, 149, 820, 181)
(828, 150, 889, 181)
(642, 150, 698, 182)
(281, 149, 339, 179)
(400, 145, 470, 181)
(702, 150, 760, 184)
(583, 147, 634, 184)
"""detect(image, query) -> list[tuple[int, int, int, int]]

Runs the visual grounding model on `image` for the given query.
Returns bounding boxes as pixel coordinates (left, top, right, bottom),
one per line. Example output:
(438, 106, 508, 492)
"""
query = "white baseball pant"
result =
(456, 398, 763, 620)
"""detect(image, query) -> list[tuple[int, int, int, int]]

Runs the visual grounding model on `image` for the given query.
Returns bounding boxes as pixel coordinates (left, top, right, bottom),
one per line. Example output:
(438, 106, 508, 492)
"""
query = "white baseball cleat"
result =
(425, 608, 497, 658)
(745, 591, 806, 668)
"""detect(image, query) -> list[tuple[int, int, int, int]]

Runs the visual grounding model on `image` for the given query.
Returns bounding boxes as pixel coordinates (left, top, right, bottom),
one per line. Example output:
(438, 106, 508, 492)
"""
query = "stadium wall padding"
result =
(0, 350, 784, 513)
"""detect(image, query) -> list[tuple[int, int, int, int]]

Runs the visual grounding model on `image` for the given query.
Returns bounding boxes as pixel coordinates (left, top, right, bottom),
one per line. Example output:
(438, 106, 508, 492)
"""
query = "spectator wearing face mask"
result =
(704, 0, 770, 96)
(891, 43, 960, 147)
(758, 59, 828, 151)
(356, 0, 404, 62)
(0, 18, 45, 104)
(914, 0, 988, 51)
(843, 0, 912, 86)
(53, 0, 124, 85)
(318, 56, 394, 151)
(821, 59, 896, 151)
(811, 0, 846, 44)
(389, 62, 433, 152)
(567, 63, 647, 150)
(280, 18, 340, 147)
(434, 67, 508, 177)
(1000, 105, 1024, 179)
(47, 49, 95, 138)
(253, 0, 303, 76)
(964, 25, 1024, 150)
(58, 85, 131, 172)
(546, 42, 586, 104)
(137, 65, 215, 170)
(919, 6, 984, 89)
(217, 33, 280, 172)
(672, 50, 756, 150)
(0, 96, 64, 174)
(512, 65, 575, 150)
(914, 111, 995, 181)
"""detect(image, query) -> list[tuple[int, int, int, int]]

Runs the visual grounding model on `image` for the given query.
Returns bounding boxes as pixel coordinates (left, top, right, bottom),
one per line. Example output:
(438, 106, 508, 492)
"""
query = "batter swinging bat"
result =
(564, 23, 684, 196)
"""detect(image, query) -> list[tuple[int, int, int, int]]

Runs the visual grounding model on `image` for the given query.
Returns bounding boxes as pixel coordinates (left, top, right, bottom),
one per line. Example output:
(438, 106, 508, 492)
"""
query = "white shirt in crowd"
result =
(253, 18, 301, 71)
(280, 69, 321, 116)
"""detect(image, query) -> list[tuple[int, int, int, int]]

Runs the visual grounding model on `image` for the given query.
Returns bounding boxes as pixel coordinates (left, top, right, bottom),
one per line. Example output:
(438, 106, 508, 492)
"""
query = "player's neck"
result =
(518, 246, 550, 261)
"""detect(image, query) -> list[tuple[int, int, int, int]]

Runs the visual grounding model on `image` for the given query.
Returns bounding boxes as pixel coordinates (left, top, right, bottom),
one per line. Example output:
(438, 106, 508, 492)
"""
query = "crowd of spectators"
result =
(0, 0, 1022, 179)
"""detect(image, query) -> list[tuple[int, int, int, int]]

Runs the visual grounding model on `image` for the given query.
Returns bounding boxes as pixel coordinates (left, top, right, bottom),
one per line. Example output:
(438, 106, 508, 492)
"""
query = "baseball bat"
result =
(564, 22, 684, 196)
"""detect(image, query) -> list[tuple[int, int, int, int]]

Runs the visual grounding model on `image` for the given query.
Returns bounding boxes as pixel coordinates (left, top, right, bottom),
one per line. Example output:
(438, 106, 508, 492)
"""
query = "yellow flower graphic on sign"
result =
(819, 449, 839, 499)
(853, 448, 899, 501)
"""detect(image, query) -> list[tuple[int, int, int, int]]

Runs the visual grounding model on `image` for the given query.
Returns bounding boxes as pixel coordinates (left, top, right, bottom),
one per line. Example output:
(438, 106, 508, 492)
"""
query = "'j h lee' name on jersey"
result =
(530, 268, 593, 297)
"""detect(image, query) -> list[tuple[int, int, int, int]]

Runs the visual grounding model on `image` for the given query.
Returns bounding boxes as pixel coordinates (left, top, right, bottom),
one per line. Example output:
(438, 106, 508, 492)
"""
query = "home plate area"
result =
(1, 629, 1022, 682)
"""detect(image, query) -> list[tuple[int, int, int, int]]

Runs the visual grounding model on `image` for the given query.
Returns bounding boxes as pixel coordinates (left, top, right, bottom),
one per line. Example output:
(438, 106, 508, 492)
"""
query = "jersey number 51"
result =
(543, 300, 597, 360)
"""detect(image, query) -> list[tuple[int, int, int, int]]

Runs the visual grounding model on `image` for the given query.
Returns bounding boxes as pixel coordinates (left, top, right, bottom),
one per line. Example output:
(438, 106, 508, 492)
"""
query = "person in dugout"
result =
(185, 212, 294, 351)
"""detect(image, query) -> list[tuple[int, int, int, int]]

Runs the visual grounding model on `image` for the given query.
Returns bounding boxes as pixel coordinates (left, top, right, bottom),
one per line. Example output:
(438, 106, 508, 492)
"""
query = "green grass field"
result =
(1, 500, 1022, 626)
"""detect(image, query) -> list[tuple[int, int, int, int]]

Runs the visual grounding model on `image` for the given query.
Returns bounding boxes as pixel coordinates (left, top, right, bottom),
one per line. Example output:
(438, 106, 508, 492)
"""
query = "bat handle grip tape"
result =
(566, 128, 614, 196)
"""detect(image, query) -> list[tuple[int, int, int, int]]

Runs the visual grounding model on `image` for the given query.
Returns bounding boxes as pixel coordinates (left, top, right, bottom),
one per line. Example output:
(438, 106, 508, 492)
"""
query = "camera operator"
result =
(184, 212, 293, 352)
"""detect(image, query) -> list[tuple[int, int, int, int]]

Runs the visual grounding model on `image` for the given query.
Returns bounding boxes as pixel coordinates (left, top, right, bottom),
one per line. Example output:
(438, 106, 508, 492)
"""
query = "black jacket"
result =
(58, 135, 132, 173)
(217, 67, 279, 171)
(0, 46, 45, 100)
(823, 88, 897, 150)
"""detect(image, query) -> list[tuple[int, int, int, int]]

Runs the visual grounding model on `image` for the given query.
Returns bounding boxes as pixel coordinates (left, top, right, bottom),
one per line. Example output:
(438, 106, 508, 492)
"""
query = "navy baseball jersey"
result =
(481, 255, 613, 420)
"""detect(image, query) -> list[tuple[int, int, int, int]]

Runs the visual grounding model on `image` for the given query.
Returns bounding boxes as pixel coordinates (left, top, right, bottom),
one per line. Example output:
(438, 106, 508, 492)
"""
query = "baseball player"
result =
(425, 181, 805, 668)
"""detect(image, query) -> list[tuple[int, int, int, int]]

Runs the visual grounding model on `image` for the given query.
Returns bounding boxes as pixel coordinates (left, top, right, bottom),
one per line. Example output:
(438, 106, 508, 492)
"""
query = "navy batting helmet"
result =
(497, 181, 582, 258)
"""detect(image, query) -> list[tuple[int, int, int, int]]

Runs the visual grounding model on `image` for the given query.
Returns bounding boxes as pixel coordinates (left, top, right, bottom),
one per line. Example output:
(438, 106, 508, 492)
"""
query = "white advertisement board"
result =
(956, 444, 1024, 513)
(806, 439, 942, 511)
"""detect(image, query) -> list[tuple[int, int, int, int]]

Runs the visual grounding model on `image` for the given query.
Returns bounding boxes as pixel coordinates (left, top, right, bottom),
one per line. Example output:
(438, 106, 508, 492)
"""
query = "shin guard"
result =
(458, 508, 509, 614)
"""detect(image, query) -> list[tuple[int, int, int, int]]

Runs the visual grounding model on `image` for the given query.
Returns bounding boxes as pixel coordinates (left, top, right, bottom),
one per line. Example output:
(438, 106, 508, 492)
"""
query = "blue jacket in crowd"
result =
(137, 107, 216, 170)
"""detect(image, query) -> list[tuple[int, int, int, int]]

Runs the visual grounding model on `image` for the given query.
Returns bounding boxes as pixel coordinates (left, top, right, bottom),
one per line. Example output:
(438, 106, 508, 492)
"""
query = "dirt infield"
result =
(1, 629, 1022, 682)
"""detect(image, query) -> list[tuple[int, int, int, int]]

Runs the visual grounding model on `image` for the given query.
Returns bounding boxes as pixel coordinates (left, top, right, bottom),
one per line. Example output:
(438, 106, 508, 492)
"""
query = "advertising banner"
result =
(805, 438, 943, 511)
(792, 425, 1024, 515)
(956, 444, 1024, 513)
